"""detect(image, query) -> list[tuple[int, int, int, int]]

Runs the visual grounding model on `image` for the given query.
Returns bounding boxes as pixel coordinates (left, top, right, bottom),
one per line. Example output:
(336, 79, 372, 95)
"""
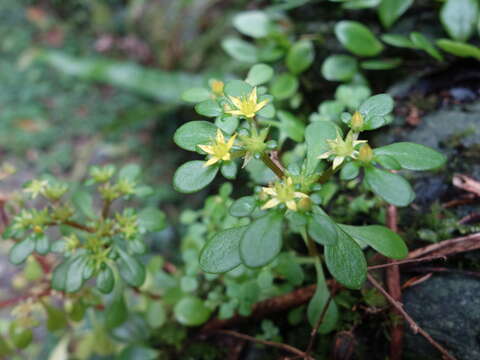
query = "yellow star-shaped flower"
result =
(225, 87, 269, 119)
(261, 177, 309, 212)
(318, 131, 367, 170)
(24, 179, 48, 199)
(198, 129, 237, 167)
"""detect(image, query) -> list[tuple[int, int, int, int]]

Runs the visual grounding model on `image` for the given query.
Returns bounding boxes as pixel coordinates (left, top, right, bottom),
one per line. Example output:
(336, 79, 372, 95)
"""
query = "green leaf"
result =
(359, 94, 393, 118)
(174, 121, 217, 152)
(230, 196, 256, 217)
(324, 229, 367, 289)
(305, 121, 339, 174)
(174, 296, 211, 326)
(9, 237, 35, 265)
(360, 58, 402, 70)
(321, 55, 357, 82)
(246, 63, 274, 86)
(9, 323, 32, 350)
(270, 73, 298, 100)
(375, 154, 401, 170)
(97, 264, 115, 294)
(410, 32, 444, 61)
(106, 295, 128, 329)
(222, 37, 258, 63)
(436, 39, 480, 59)
(374, 142, 446, 170)
(342, 0, 380, 9)
(335, 84, 371, 110)
(173, 161, 219, 194)
(340, 224, 408, 259)
(364, 166, 415, 206)
(340, 162, 360, 180)
(181, 87, 211, 103)
(308, 213, 338, 246)
(199, 226, 247, 273)
(286, 40, 315, 75)
(194, 100, 222, 117)
(359, 93, 394, 130)
(277, 110, 305, 142)
(35, 234, 50, 255)
(119, 345, 158, 360)
(381, 33, 416, 48)
(221, 161, 237, 179)
(240, 212, 283, 268)
(138, 207, 166, 232)
(233, 11, 270, 38)
(51, 260, 70, 291)
(118, 163, 141, 181)
(276, 253, 304, 286)
(379, 0, 413, 28)
(335, 21, 384, 57)
(440, 0, 479, 42)
(307, 270, 338, 333)
(146, 300, 166, 328)
(72, 190, 95, 219)
(43, 302, 68, 332)
(117, 248, 146, 287)
(65, 255, 87, 293)
(224, 80, 253, 98)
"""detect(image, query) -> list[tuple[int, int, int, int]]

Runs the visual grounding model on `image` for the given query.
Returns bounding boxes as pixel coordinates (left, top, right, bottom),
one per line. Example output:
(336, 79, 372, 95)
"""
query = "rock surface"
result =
(403, 273, 480, 360)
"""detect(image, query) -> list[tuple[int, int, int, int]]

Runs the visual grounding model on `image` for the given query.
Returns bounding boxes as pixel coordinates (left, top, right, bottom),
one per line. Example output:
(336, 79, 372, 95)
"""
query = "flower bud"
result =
(297, 197, 312, 212)
(350, 111, 364, 132)
(358, 144, 373, 163)
(210, 79, 224, 96)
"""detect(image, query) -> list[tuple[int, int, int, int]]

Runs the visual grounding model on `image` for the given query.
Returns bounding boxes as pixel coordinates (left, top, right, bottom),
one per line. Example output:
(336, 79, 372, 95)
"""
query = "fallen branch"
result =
(201, 284, 317, 332)
(367, 274, 457, 360)
(453, 174, 480, 197)
(368, 254, 447, 270)
(407, 232, 480, 259)
(214, 329, 313, 360)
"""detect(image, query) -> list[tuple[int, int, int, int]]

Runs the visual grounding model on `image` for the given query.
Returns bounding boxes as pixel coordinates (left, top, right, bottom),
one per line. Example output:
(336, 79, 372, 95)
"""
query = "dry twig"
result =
(214, 329, 314, 360)
(367, 274, 457, 360)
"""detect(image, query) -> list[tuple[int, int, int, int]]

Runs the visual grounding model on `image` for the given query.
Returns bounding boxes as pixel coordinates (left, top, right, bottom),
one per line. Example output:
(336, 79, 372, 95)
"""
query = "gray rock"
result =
(403, 274, 480, 360)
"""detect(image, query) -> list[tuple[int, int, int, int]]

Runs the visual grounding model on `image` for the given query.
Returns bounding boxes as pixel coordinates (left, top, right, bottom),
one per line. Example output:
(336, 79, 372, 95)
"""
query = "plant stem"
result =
(261, 153, 284, 179)
(317, 166, 337, 184)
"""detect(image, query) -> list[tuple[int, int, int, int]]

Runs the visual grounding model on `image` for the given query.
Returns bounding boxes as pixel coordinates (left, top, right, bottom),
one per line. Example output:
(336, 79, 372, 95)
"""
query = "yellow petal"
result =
(262, 187, 277, 196)
(226, 109, 243, 116)
(318, 151, 332, 159)
(229, 96, 243, 109)
(286, 200, 297, 211)
(286, 177, 293, 186)
(204, 157, 219, 167)
(226, 133, 237, 148)
(249, 87, 258, 104)
(216, 129, 225, 144)
(221, 153, 231, 161)
(332, 156, 345, 170)
(261, 198, 280, 210)
(294, 192, 308, 199)
(198, 145, 214, 154)
(255, 99, 269, 112)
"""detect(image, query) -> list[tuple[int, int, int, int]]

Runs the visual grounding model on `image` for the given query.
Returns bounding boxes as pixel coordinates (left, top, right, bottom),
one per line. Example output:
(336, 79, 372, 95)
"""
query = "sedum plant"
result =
(174, 64, 446, 331)
(1, 164, 166, 355)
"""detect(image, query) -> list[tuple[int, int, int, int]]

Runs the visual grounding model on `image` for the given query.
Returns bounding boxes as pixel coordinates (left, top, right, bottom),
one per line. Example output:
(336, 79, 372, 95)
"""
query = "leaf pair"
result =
(199, 212, 283, 273)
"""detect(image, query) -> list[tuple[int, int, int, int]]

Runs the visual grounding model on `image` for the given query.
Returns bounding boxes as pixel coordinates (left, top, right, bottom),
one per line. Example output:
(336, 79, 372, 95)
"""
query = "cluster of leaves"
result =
(1, 164, 166, 357)
(173, 63, 446, 332)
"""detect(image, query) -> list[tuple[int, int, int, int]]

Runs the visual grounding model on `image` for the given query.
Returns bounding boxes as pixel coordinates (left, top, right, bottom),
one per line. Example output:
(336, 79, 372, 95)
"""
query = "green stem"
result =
(300, 227, 324, 280)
